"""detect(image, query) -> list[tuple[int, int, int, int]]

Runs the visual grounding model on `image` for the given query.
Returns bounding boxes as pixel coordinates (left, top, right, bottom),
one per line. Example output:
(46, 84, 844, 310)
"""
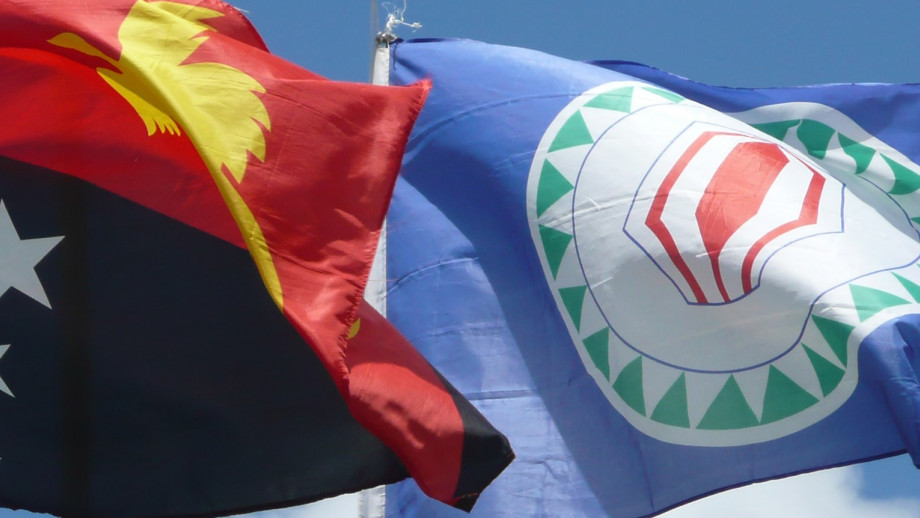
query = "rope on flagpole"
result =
(376, 0, 421, 47)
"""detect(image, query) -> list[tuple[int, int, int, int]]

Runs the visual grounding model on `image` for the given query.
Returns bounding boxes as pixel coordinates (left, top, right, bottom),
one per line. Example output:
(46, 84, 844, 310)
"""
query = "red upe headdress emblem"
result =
(625, 128, 842, 305)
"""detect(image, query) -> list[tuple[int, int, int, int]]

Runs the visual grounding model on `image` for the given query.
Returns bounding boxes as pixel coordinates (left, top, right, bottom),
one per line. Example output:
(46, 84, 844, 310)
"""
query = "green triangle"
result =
(644, 86, 684, 104)
(803, 344, 846, 397)
(538, 225, 573, 279)
(894, 273, 920, 303)
(613, 356, 646, 416)
(536, 160, 574, 217)
(584, 86, 634, 112)
(549, 111, 594, 152)
(696, 376, 759, 430)
(838, 133, 876, 175)
(811, 315, 854, 367)
(883, 155, 920, 195)
(559, 286, 587, 331)
(583, 328, 610, 380)
(760, 366, 819, 424)
(850, 284, 911, 322)
(912, 217, 920, 227)
(752, 120, 800, 141)
(650, 373, 689, 428)
(796, 119, 835, 159)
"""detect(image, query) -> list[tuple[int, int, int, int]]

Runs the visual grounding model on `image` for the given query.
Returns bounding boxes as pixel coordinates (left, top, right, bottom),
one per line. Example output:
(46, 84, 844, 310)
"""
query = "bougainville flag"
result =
(0, 4, 511, 517)
(384, 38, 920, 517)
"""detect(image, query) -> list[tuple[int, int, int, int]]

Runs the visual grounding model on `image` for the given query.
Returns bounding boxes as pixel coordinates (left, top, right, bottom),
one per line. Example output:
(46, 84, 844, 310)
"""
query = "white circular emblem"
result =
(527, 82, 920, 446)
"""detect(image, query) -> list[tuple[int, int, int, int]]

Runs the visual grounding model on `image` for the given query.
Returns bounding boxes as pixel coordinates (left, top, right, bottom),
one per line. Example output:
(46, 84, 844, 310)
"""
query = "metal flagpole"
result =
(359, 8, 390, 518)
(366, 3, 391, 339)
(368, 0, 379, 82)
(359, 3, 420, 517)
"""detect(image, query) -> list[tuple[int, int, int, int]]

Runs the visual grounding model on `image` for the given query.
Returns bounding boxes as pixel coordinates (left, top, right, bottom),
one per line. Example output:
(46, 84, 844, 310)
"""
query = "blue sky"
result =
(233, 0, 920, 87)
(6, 1, 920, 517)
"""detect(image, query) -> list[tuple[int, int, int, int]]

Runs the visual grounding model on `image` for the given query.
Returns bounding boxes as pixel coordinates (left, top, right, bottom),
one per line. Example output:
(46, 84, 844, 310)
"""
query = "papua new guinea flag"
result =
(385, 38, 920, 517)
(0, 4, 511, 516)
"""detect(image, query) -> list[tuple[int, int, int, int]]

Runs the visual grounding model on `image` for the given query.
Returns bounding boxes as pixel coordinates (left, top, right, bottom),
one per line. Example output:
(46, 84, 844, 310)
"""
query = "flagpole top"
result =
(376, 30, 398, 47)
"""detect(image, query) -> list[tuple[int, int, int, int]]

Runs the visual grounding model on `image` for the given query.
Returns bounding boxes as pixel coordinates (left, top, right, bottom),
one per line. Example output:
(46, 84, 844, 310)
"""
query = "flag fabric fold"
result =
(0, 4, 511, 516)
(385, 38, 920, 517)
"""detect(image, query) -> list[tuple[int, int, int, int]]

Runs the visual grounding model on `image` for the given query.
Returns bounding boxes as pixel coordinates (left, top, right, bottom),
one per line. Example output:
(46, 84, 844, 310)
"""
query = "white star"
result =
(0, 201, 63, 308)
(0, 344, 12, 397)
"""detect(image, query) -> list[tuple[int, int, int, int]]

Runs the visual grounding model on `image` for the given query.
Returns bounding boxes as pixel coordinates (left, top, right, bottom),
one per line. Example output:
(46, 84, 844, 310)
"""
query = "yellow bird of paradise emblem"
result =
(49, 0, 286, 307)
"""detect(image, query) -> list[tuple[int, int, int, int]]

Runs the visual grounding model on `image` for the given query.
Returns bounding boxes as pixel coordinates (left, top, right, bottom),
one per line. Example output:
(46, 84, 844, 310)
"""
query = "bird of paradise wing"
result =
(49, 0, 284, 307)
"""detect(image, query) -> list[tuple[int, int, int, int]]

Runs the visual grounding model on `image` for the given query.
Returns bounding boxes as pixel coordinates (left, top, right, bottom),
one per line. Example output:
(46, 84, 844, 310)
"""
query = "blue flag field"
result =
(384, 38, 920, 517)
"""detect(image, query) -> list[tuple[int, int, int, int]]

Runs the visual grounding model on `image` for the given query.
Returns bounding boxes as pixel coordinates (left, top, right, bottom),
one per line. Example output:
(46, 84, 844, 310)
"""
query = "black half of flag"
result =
(0, 155, 408, 517)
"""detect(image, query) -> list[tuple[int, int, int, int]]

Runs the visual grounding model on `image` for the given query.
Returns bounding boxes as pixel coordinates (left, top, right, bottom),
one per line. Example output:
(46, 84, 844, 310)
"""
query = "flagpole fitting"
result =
(376, 1, 421, 47)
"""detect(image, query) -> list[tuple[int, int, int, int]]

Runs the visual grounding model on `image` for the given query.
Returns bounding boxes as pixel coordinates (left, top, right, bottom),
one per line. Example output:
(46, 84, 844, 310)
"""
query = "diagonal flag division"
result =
(0, 3, 511, 517)
(384, 38, 920, 517)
